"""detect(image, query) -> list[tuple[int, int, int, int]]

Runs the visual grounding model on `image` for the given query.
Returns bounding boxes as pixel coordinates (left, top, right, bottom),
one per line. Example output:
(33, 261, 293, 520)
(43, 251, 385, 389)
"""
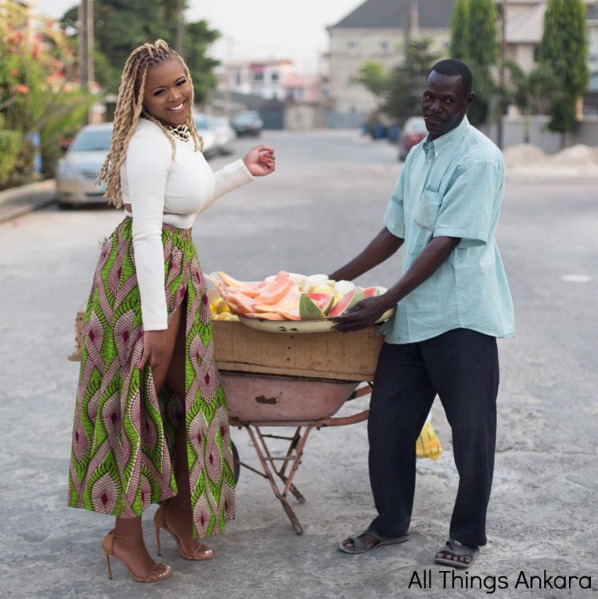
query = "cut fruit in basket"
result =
(208, 270, 391, 324)
(328, 287, 364, 318)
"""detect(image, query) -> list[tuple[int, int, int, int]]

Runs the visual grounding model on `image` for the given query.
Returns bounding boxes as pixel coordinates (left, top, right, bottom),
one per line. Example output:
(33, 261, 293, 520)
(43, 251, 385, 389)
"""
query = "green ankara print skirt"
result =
(68, 217, 235, 538)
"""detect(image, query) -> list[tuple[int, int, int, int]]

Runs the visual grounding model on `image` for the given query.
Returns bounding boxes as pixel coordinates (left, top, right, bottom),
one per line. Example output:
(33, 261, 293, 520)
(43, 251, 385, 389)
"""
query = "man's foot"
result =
(434, 539, 479, 569)
(339, 530, 409, 554)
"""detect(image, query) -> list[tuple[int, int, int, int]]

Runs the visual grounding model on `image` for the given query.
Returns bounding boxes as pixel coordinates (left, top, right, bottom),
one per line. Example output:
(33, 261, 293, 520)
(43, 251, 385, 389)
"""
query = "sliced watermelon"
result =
(328, 287, 364, 318)
(362, 286, 381, 298)
(299, 293, 326, 319)
(306, 292, 334, 314)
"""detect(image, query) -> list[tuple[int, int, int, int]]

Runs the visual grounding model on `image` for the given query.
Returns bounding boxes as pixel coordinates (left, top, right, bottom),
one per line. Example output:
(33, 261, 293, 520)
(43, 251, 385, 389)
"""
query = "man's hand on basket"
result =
(332, 296, 390, 333)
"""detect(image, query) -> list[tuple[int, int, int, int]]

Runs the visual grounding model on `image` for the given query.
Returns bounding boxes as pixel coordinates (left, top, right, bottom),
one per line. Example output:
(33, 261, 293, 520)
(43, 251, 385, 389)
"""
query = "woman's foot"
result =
(155, 504, 213, 560)
(103, 530, 171, 582)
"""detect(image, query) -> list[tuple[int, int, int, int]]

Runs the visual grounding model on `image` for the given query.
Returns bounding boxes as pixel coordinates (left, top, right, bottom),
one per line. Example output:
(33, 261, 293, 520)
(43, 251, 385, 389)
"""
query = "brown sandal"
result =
(102, 530, 172, 582)
(154, 506, 213, 560)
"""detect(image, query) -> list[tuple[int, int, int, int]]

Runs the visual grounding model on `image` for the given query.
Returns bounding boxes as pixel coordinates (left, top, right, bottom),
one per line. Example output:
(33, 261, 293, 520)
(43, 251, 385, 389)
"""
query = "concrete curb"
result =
(0, 179, 56, 223)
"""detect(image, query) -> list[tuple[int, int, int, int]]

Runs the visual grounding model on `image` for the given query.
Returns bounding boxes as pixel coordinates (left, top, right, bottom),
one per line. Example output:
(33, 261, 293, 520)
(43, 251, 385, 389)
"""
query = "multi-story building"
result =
(219, 59, 295, 101)
(326, 0, 598, 118)
(326, 0, 455, 116)
(584, 3, 598, 92)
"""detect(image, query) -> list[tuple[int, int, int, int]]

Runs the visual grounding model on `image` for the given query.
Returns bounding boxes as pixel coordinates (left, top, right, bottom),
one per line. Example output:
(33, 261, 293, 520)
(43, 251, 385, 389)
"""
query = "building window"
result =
(271, 72, 279, 82)
(380, 41, 389, 54)
(253, 72, 264, 82)
(347, 40, 358, 54)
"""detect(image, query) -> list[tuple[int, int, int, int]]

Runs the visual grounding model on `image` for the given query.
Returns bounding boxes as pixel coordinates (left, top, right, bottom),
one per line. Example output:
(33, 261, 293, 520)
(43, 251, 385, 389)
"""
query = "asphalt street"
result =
(0, 130, 597, 598)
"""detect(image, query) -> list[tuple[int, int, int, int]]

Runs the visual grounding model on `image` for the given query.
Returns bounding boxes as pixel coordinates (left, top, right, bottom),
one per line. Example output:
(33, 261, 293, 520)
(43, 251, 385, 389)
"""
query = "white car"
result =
(56, 122, 113, 208)
(207, 115, 235, 155)
(193, 113, 217, 159)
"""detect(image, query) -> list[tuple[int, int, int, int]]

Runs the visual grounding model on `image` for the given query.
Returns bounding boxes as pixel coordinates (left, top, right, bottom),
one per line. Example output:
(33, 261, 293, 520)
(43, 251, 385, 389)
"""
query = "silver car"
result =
(56, 122, 112, 208)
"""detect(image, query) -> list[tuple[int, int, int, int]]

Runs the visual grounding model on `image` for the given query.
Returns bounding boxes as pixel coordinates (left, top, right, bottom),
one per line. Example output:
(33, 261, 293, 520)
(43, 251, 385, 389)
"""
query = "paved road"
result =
(0, 130, 597, 598)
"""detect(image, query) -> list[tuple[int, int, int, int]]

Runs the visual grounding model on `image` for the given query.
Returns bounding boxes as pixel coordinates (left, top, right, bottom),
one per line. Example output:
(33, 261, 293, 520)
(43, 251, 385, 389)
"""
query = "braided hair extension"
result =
(96, 39, 204, 208)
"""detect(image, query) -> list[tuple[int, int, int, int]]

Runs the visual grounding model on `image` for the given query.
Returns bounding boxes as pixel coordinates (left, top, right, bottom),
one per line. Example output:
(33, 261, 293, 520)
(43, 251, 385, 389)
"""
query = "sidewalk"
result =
(0, 179, 56, 223)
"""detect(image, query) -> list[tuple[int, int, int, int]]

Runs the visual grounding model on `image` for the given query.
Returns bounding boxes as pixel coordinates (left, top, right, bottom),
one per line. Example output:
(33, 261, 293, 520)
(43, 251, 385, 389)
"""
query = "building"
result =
(584, 2, 598, 92)
(214, 59, 329, 131)
(503, 1, 597, 81)
(326, 0, 455, 116)
(218, 59, 295, 101)
(326, 0, 598, 120)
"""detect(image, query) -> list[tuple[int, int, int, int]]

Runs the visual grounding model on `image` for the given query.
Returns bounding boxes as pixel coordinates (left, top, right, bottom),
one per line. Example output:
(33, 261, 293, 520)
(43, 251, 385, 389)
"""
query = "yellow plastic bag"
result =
(416, 420, 443, 461)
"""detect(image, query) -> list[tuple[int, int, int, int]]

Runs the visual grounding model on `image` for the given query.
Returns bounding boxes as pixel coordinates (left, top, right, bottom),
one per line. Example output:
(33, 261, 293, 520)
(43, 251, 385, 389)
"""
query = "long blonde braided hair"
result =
(96, 39, 204, 208)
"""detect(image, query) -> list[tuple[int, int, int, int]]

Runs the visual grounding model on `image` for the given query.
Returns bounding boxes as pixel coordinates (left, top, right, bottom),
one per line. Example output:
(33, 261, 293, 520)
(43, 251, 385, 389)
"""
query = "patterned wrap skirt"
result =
(68, 218, 235, 538)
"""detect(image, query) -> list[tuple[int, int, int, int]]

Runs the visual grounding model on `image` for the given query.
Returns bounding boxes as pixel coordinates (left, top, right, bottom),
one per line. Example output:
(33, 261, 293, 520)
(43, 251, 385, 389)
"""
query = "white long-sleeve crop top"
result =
(121, 118, 254, 330)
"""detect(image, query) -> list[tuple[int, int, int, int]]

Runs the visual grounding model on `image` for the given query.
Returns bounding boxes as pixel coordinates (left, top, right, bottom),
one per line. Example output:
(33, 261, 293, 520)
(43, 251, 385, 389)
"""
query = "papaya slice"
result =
(254, 272, 294, 305)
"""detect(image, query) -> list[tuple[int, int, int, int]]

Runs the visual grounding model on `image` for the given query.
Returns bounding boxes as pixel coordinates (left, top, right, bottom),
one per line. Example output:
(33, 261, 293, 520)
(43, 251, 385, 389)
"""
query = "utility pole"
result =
(175, 0, 185, 57)
(403, 0, 419, 60)
(498, 0, 508, 149)
(78, 0, 94, 88)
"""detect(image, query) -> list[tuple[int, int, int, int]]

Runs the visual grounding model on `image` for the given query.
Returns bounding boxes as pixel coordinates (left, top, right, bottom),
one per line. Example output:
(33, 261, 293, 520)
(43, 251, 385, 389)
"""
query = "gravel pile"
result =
(503, 143, 598, 176)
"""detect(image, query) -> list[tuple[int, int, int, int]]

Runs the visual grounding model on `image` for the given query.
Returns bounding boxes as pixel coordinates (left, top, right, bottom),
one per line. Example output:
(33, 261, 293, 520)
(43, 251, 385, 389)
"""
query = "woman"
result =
(67, 39, 275, 582)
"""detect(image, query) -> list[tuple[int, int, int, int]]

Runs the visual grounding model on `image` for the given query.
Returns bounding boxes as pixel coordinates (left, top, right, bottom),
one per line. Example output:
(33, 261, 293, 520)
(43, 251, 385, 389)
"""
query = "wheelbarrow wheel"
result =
(231, 440, 240, 483)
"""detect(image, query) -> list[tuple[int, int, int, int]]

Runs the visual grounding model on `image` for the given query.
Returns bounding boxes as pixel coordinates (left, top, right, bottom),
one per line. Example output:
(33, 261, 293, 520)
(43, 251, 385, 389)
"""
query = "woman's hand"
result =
(139, 330, 168, 370)
(243, 145, 276, 176)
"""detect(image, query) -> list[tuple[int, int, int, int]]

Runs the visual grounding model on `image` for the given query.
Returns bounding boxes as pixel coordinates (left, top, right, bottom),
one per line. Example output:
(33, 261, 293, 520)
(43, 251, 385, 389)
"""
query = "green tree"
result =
(447, 0, 499, 126)
(538, 0, 589, 145)
(504, 61, 555, 143)
(450, 0, 470, 60)
(383, 39, 440, 124)
(358, 61, 390, 110)
(62, 0, 220, 103)
(465, 0, 500, 126)
(0, 19, 93, 184)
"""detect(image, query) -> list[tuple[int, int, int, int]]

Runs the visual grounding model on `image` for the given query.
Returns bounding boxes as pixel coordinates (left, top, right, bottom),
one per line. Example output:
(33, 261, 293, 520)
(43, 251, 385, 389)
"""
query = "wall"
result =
(483, 116, 598, 153)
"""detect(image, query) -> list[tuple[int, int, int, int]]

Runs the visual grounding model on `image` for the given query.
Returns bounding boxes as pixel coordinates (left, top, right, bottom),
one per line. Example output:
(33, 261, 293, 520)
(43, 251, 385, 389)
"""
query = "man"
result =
(331, 59, 514, 569)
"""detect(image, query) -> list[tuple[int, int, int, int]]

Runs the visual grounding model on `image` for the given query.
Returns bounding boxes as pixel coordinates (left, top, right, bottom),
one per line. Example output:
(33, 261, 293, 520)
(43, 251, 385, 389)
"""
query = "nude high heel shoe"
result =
(102, 530, 172, 582)
(154, 506, 213, 560)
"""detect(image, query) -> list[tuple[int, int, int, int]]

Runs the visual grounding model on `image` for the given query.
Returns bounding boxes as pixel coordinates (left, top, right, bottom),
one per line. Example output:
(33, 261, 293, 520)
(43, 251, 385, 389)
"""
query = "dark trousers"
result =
(367, 328, 499, 547)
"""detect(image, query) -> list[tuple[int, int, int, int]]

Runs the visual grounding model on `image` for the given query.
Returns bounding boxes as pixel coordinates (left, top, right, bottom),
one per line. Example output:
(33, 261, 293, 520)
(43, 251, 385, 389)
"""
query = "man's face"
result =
(421, 71, 474, 140)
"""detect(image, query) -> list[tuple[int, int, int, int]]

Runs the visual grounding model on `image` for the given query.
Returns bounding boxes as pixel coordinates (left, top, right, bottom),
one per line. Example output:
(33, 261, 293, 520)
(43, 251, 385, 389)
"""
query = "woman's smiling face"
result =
(142, 59, 192, 126)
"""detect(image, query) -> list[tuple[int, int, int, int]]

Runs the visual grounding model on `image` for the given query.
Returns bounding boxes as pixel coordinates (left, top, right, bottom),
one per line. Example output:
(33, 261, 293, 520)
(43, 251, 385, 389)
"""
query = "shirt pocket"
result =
(414, 190, 442, 230)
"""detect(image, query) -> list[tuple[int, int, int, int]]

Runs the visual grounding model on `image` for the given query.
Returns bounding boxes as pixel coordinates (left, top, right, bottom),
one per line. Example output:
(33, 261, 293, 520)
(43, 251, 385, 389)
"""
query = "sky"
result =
(32, 0, 364, 73)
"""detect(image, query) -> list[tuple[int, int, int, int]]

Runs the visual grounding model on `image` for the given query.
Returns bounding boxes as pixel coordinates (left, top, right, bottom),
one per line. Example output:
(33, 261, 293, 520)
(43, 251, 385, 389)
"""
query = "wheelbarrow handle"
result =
(317, 408, 369, 428)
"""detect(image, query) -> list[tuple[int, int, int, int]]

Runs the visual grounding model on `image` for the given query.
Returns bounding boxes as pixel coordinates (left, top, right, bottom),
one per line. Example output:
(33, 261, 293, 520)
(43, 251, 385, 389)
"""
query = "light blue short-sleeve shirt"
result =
(382, 116, 515, 344)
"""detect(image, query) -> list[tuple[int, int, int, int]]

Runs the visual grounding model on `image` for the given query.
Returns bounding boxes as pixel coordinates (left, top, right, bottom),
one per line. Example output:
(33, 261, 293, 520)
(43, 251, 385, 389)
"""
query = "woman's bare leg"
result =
(112, 305, 184, 573)
(157, 300, 213, 557)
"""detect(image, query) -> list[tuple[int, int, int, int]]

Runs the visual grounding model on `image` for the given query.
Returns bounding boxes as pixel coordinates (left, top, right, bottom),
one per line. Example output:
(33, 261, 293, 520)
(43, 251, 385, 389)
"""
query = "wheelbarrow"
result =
(212, 320, 384, 535)
(222, 371, 372, 534)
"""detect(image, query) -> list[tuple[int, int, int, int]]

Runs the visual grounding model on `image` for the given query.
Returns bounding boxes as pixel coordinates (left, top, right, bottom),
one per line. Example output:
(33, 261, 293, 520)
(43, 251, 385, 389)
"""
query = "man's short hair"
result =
(428, 59, 473, 95)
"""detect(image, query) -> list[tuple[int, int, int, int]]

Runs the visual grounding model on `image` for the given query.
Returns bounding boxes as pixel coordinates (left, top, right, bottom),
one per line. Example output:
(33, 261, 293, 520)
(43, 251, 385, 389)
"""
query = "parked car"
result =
(193, 113, 218, 159)
(231, 110, 263, 137)
(207, 115, 235, 155)
(397, 116, 428, 161)
(56, 122, 113, 208)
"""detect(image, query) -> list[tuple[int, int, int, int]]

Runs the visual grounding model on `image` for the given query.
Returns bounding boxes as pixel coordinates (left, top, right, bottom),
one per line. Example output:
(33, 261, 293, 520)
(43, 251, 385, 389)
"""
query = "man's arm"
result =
(329, 227, 404, 282)
(332, 235, 460, 332)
